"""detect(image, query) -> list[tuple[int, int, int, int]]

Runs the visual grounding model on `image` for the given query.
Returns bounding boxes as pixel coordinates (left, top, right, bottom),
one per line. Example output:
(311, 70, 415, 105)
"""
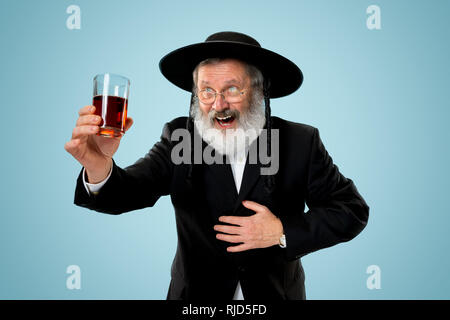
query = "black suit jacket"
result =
(74, 116, 369, 300)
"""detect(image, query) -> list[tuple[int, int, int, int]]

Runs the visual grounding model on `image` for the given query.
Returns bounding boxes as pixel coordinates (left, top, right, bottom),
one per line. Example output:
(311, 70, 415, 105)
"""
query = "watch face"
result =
(280, 234, 286, 247)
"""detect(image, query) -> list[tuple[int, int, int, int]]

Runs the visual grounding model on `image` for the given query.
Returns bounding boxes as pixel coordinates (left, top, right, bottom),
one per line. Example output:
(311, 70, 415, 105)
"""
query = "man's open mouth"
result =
(215, 115, 235, 128)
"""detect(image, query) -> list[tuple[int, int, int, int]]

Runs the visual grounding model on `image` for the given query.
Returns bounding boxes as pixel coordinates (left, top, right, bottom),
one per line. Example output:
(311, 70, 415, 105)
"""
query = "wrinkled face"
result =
(196, 59, 252, 130)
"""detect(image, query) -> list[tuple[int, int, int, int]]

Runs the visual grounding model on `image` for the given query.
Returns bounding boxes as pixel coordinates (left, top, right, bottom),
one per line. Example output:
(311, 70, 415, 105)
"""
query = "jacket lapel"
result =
(208, 156, 238, 199)
(203, 152, 239, 221)
(233, 156, 262, 213)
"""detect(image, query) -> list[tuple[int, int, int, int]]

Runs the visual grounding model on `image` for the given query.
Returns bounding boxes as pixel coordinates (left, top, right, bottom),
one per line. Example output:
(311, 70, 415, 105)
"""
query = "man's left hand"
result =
(214, 200, 284, 252)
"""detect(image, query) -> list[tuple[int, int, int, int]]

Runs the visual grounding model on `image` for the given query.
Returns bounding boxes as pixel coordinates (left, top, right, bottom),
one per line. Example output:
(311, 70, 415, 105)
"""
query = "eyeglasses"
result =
(196, 86, 247, 104)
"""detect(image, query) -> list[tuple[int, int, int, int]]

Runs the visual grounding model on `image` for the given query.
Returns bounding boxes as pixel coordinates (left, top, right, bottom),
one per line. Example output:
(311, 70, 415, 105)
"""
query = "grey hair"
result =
(192, 58, 264, 91)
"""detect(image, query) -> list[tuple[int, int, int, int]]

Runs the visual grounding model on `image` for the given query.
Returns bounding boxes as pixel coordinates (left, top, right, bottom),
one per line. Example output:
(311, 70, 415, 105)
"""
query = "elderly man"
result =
(65, 31, 369, 300)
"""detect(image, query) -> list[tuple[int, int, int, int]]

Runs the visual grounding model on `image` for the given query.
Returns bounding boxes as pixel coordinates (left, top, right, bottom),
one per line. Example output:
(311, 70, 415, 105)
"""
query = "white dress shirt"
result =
(228, 150, 247, 300)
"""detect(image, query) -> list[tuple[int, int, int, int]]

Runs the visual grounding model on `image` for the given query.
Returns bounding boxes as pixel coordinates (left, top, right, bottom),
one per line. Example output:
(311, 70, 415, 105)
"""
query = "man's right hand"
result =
(64, 105, 133, 183)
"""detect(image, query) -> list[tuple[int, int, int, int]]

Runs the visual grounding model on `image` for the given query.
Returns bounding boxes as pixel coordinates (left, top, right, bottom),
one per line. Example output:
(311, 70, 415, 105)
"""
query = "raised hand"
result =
(64, 105, 133, 183)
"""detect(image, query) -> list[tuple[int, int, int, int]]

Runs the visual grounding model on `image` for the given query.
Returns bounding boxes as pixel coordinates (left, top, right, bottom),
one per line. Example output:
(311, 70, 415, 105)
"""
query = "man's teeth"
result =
(216, 116, 232, 121)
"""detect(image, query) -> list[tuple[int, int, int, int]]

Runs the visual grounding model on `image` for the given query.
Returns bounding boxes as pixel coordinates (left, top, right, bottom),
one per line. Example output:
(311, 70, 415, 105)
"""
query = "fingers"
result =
(227, 243, 252, 253)
(214, 222, 245, 245)
(214, 224, 241, 235)
(218, 215, 248, 226)
(79, 105, 96, 116)
(216, 233, 244, 244)
(71, 124, 99, 140)
(76, 114, 102, 127)
(72, 106, 102, 140)
(242, 200, 267, 213)
(215, 221, 246, 245)
(70, 105, 100, 140)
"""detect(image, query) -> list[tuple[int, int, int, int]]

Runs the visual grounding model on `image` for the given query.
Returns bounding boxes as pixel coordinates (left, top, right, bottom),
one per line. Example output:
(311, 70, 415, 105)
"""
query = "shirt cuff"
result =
(278, 234, 287, 248)
(82, 165, 113, 195)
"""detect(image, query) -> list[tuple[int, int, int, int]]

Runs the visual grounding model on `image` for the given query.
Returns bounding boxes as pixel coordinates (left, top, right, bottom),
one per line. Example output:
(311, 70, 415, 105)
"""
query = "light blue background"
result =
(0, 0, 448, 299)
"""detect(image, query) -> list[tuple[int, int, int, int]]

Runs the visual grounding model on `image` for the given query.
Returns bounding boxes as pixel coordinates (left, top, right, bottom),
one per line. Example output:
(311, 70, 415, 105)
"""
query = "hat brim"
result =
(159, 41, 303, 98)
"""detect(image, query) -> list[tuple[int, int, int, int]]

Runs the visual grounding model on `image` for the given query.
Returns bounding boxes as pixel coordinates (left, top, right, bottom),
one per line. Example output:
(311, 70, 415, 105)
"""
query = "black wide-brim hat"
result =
(159, 31, 303, 98)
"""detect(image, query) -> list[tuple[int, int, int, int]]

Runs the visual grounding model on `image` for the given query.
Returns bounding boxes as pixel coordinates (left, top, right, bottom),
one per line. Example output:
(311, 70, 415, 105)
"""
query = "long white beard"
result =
(191, 91, 266, 161)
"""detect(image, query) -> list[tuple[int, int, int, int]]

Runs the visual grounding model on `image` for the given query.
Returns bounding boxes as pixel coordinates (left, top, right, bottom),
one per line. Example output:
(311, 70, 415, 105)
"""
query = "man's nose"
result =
(212, 93, 228, 112)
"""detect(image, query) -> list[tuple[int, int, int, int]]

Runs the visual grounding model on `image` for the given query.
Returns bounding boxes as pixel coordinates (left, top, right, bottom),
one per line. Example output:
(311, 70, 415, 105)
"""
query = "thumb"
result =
(242, 200, 266, 213)
(64, 138, 83, 160)
(124, 117, 133, 132)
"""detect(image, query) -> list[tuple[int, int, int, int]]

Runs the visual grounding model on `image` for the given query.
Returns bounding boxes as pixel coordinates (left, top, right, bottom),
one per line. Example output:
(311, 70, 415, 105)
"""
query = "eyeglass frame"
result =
(195, 86, 249, 105)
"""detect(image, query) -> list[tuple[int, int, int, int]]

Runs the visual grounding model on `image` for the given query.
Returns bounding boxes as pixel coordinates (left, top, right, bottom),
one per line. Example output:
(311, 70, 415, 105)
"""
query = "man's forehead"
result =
(197, 61, 248, 86)
(200, 79, 243, 86)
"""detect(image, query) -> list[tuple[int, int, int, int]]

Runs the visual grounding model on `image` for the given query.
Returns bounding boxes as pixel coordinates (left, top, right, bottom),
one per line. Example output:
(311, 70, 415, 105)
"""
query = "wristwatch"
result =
(279, 234, 286, 248)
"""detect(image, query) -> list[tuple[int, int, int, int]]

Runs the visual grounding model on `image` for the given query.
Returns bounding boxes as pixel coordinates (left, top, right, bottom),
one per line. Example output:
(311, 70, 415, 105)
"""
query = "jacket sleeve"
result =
(279, 127, 369, 260)
(73, 121, 174, 214)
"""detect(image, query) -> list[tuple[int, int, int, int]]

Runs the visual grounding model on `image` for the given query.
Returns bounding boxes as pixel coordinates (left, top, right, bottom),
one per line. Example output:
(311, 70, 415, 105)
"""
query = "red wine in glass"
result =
(92, 95, 128, 137)
(92, 73, 130, 138)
